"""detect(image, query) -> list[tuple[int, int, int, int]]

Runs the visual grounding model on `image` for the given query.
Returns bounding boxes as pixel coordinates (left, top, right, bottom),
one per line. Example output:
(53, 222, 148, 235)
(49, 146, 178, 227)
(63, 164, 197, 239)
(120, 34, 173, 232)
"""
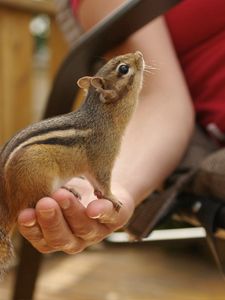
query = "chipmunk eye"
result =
(117, 64, 129, 75)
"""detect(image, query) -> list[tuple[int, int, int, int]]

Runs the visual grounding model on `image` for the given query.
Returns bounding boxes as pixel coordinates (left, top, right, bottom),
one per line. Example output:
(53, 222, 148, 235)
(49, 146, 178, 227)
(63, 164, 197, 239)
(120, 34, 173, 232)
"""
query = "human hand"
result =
(17, 178, 135, 254)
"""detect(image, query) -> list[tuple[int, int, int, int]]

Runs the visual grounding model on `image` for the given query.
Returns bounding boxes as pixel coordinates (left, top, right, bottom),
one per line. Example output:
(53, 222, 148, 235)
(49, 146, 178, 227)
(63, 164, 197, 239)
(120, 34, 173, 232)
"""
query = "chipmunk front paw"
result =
(94, 190, 122, 212)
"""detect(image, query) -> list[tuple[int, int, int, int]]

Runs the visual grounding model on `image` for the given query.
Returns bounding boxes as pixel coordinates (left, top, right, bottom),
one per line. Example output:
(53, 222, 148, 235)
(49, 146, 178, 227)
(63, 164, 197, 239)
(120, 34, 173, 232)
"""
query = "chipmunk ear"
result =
(90, 76, 105, 90)
(91, 76, 117, 103)
(77, 76, 92, 90)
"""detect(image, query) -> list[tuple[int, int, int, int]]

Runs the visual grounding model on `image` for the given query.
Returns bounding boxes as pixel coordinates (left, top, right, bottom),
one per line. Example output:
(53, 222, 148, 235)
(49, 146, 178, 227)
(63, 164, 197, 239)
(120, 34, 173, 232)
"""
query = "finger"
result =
(18, 209, 53, 253)
(86, 199, 119, 224)
(36, 197, 85, 254)
(18, 208, 37, 228)
(53, 188, 110, 242)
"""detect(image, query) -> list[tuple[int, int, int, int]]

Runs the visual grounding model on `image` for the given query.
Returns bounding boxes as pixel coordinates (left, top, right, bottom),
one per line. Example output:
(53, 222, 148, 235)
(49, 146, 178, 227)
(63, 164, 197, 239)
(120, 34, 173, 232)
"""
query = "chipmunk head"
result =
(77, 51, 144, 104)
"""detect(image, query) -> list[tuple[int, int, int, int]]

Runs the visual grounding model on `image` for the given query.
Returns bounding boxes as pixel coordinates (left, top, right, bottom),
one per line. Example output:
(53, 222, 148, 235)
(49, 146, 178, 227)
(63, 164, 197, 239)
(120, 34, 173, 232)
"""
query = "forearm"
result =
(111, 19, 194, 206)
(112, 89, 194, 207)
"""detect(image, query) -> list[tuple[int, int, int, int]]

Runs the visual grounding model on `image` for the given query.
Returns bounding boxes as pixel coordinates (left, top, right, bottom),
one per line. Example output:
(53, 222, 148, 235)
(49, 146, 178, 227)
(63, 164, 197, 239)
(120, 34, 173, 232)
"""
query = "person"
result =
(17, 0, 225, 254)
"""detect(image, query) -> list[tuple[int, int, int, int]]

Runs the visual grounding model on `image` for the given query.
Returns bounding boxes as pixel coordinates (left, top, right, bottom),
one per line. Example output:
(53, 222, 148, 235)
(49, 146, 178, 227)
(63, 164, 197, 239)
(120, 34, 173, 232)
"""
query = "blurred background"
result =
(1, 1, 225, 299)
(0, 0, 70, 146)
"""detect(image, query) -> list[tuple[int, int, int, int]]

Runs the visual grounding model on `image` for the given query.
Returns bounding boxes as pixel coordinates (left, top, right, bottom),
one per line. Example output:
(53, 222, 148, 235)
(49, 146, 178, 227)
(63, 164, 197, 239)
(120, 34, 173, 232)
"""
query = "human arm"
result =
(79, 0, 194, 204)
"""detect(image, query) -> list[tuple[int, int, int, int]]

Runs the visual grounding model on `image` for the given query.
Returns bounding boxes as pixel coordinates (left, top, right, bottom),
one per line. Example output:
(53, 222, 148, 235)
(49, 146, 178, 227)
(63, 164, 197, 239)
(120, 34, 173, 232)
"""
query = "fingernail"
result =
(91, 213, 103, 219)
(60, 198, 70, 210)
(39, 209, 55, 218)
(22, 219, 36, 227)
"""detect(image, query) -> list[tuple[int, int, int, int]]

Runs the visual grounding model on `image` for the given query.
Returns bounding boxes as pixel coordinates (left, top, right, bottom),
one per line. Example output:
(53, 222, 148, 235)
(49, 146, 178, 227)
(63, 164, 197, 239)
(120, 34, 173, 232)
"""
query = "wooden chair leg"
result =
(12, 238, 43, 300)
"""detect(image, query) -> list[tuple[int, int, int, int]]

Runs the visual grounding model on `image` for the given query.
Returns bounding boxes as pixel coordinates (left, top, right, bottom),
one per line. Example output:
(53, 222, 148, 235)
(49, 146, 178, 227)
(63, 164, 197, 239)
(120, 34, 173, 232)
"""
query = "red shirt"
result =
(71, 0, 79, 14)
(165, 0, 225, 143)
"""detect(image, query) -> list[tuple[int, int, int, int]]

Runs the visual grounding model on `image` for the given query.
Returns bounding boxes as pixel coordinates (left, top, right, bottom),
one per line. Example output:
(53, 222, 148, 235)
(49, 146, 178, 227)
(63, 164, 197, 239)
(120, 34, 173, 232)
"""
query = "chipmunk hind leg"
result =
(4, 146, 59, 220)
(0, 147, 60, 278)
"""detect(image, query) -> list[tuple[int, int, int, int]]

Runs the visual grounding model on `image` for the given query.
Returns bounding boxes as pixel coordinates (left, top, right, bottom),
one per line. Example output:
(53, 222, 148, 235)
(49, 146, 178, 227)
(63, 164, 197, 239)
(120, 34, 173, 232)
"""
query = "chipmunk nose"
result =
(135, 51, 144, 69)
(135, 51, 143, 58)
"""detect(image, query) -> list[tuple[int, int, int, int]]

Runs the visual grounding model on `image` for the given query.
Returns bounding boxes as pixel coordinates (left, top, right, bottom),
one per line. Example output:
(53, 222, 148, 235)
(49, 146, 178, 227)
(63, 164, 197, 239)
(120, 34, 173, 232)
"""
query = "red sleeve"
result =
(165, 0, 225, 55)
(70, 0, 80, 14)
(165, 0, 225, 145)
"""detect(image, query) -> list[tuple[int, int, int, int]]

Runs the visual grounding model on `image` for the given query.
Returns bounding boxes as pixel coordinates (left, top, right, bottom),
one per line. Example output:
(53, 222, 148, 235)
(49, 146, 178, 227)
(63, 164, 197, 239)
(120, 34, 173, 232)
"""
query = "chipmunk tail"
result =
(0, 157, 14, 279)
(0, 227, 14, 280)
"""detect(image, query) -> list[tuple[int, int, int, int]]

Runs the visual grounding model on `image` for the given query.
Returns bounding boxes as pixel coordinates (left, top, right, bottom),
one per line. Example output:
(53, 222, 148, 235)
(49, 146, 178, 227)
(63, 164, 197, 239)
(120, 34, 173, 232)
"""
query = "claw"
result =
(61, 186, 82, 200)
(113, 200, 123, 212)
(94, 190, 103, 199)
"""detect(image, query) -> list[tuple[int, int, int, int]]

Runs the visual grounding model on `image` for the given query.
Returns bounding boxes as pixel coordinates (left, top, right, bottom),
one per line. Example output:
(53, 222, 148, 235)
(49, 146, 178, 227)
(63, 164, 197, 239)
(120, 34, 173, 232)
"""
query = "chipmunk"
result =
(0, 51, 144, 276)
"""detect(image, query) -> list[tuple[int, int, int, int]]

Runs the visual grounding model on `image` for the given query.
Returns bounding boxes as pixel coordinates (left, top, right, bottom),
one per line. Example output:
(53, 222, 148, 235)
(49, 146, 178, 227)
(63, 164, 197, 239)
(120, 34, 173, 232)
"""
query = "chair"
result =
(11, 1, 201, 299)
(127, 125, 225, 276)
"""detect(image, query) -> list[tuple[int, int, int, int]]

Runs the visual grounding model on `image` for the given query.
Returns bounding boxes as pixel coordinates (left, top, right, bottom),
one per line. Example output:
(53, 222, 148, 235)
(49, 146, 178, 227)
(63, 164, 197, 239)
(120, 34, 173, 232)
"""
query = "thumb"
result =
(86, 199, 118, 223)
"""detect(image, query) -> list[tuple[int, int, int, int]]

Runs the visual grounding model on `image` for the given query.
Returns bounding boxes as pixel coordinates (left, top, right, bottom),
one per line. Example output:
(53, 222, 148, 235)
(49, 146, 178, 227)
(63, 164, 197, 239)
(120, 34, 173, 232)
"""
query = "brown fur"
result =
(0, 52, 144, 276)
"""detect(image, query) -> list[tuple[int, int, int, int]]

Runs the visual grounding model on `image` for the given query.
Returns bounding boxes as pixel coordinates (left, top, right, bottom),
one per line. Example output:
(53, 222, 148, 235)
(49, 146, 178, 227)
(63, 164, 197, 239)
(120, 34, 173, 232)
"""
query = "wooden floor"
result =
(1, 238, 225, 300)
